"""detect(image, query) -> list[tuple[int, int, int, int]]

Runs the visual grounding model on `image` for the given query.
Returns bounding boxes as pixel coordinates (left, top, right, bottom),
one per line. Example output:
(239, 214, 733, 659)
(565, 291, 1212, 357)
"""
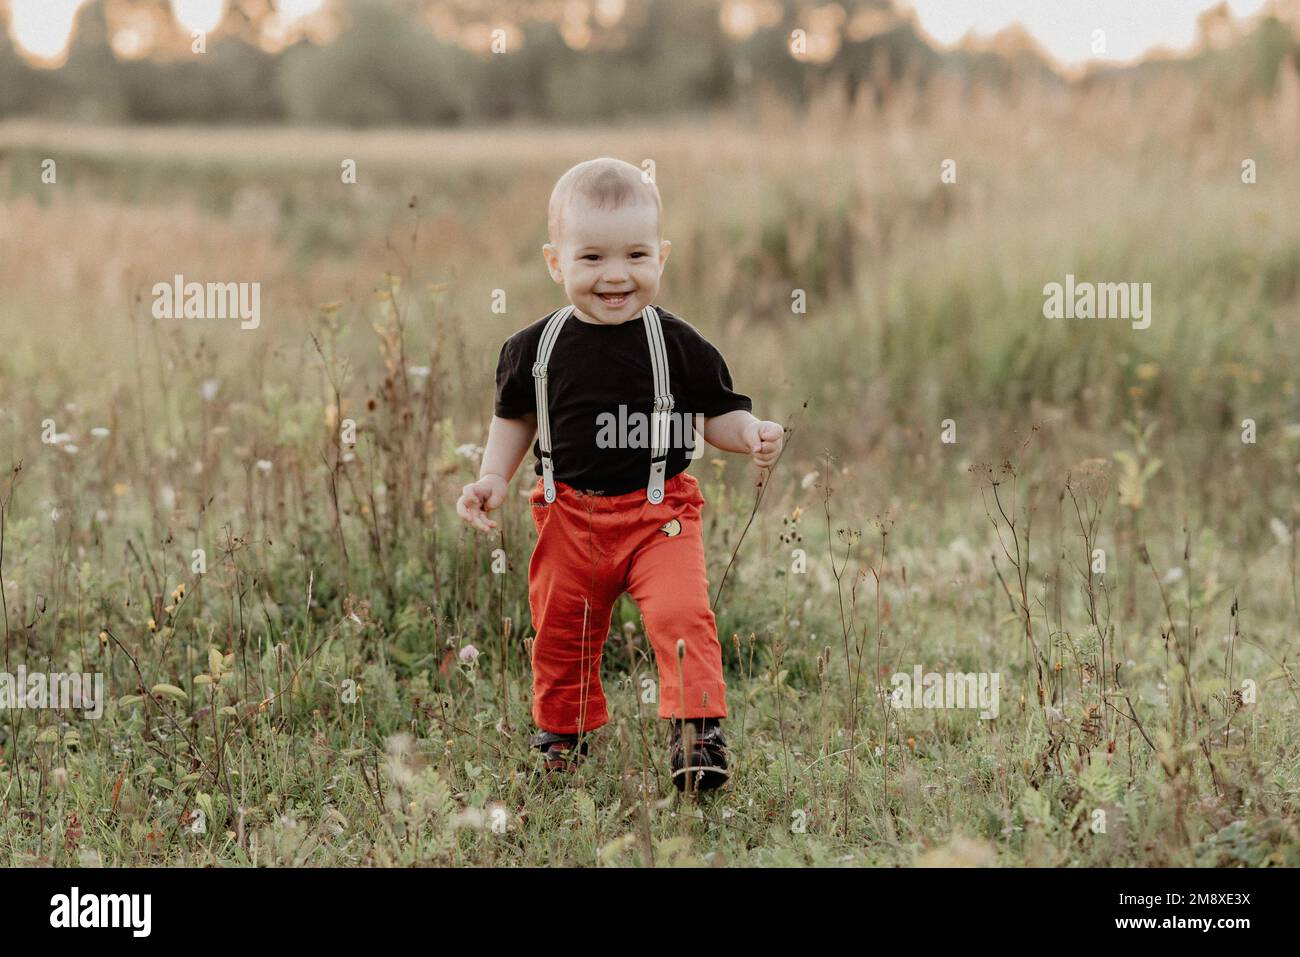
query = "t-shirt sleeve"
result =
(689, 337, 753, 418)
(493, 335, 536, 419)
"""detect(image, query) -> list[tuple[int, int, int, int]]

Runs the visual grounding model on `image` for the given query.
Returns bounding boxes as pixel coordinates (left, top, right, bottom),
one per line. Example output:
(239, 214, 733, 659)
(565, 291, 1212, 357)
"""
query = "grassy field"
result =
(0, 76, 1298, 866)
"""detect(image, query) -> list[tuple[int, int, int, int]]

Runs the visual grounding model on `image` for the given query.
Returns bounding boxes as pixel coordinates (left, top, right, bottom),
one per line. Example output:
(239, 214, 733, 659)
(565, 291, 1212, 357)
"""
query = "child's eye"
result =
(582, 255, 600, 261)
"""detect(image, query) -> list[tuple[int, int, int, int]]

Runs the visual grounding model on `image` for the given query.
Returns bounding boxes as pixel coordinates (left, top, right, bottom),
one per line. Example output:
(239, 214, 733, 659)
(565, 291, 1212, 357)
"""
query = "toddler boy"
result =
(456, 157, 783, 791)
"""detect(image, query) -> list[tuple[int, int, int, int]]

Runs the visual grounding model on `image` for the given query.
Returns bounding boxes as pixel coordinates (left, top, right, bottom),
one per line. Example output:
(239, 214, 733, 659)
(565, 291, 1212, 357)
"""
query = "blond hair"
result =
(547, 157, 663, 248)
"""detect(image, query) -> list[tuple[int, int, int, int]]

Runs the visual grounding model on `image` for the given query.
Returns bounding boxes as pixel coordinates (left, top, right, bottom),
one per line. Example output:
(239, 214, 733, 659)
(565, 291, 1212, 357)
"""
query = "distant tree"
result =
(275, 0, 476, 126)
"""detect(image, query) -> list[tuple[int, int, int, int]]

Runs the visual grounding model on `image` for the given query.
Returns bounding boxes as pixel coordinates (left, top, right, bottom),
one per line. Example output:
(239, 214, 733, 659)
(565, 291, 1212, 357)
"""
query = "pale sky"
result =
(900, 0, 1272, 66)
(6, 0, 1280, 68)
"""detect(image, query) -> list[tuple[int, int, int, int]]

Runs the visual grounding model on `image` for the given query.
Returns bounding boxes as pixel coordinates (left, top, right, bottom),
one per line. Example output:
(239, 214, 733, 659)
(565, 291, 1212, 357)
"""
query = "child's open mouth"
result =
(597, 293, 630, 306)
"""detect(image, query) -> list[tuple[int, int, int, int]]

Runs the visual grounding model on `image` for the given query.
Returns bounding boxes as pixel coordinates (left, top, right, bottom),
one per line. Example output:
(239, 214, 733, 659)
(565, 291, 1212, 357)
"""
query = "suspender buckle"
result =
(532, 361, 548, 379)
(647, 459, 667, 504)
(541, 457, 557, 503)
(653, 392, 674, 414)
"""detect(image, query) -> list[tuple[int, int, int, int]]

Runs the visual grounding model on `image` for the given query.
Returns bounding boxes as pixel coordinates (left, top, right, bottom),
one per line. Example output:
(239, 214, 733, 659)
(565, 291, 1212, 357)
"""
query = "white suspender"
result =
(643, 305, 673, 504)
(532, 304, 673, 504)
(532, 305, 575, 503)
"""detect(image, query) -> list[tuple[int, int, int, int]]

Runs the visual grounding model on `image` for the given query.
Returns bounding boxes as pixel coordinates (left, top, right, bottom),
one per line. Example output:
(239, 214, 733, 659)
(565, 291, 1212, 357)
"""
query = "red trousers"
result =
(526, 470, 728, 733)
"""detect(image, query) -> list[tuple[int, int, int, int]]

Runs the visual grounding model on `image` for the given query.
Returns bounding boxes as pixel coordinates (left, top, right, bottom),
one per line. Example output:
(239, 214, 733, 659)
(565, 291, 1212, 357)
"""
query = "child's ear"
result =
(542, 243, 563, 282)
(658, 239, 672, 270)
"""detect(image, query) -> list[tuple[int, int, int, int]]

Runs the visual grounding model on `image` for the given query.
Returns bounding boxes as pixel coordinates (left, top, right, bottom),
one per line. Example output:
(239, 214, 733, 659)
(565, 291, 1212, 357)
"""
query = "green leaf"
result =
(1018, 785, 1054, 829)
(1079, 752, 1123, 805)
(572, 789, 596, 826)
(151, 683, 188, 702)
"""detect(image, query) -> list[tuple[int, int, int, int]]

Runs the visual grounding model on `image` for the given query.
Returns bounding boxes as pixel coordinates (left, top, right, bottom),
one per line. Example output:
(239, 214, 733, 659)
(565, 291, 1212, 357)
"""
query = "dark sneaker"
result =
(669, 718, 729, 792)
(528, 729, 589, 774)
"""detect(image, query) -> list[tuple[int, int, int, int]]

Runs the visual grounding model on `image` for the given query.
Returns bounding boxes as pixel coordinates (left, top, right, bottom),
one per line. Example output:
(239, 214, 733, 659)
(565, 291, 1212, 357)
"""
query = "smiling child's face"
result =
(543, 198, 671, 325)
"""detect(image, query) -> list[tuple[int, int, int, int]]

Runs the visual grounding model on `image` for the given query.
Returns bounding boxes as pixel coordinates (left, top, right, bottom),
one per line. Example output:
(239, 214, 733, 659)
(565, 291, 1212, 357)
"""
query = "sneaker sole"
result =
(672, 764, 730, 790)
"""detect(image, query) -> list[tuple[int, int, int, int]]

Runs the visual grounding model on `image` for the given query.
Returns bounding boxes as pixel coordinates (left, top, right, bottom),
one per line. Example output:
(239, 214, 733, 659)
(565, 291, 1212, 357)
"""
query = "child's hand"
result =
(743, 419, 784, 470)
(457, 474, 508, 532)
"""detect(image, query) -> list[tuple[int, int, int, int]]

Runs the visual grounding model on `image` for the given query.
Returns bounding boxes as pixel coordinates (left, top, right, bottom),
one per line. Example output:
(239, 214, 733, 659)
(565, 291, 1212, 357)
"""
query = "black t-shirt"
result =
(494, 304, 752, 495)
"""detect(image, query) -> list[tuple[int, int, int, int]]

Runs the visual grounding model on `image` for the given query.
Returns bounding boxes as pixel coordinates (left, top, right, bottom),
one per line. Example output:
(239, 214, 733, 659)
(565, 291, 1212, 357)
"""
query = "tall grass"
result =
(0, 67, 1297, 865)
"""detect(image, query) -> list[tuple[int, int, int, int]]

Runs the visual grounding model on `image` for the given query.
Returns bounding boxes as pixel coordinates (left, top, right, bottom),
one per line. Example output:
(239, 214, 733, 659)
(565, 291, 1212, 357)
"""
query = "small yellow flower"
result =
(147, 618, 157, 632)
(164, 604, 175, 615)
(791, 506, 803, 521)
(177, 583, 185, 596)
(1135, 363, 1159, 380)
(98, 631, 109, 648)
(1053, 661, 1063, 672)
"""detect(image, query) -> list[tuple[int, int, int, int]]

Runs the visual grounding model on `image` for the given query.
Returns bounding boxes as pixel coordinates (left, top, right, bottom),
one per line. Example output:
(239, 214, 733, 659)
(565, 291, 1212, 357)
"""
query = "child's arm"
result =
(480, 412, 537, 486)
(702, 410, 785, 471)
(457, 412, 537, 532)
